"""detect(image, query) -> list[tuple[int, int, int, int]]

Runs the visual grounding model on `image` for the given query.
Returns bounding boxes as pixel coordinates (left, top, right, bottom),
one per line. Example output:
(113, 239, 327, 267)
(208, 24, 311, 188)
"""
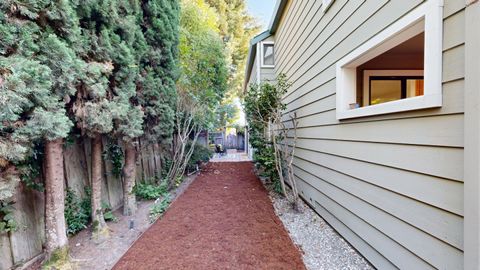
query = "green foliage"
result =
(73, 0, 180, 145)
(101, 202, 117, 222)
(140, 0, 180, 143)
(103, 140, 124, 178)
(186, 142, 212, 172)
(74, 1, 144, 142)
(178, 0, 229, 129)
(161, 157, 173, 179)
(204, 0, 260, 96)
(134, 181, 168, 200)
(0, 0, 93, 208)
(64, 187, 117, 235)
(16, 142, 45, 192)
(0, 201, 17, 233)
(64, 188, 91, 236)
(0, 55, 56, 164)
(175, 175, 184, 187)
(19, 108, 74, 142)
(244, 75, 292, 193)
(149, 194, 171, 223)
(0, 1, 82, 198)
(204, 0, 261, 130)
(64, 188, 88, 235)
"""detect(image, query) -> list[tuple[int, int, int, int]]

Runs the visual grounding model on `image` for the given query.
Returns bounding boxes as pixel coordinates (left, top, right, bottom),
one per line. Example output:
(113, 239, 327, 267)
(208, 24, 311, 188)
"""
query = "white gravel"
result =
(269, 192, 375, 270)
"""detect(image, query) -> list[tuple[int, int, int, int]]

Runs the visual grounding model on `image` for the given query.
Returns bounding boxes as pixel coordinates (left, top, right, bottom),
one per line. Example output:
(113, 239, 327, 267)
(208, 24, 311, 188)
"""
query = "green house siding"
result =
(272, 0, 466, 268)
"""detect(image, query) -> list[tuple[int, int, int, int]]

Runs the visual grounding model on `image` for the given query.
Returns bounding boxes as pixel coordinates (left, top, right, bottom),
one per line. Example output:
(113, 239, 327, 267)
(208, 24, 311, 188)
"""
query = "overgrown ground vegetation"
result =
(0, 0, 258, 268)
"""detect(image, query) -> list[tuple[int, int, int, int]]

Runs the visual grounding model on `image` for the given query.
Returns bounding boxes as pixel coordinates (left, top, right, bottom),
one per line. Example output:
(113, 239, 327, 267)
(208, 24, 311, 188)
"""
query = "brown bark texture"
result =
(91, 134, 107, 232)
(44, 139, 69, 259)
(122, 142, 137, 216)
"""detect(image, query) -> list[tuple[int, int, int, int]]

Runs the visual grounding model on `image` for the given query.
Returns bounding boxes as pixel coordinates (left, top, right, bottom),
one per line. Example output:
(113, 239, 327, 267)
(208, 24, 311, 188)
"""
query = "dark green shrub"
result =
(103, 140, 124, 178)
(16, 142, 45, 192)
(0, 202, 17, 233)
(161, 157, 173, 179)
(64, 188, 91, 235)
(186, 142, 213, 172)
(134, 182, 168, 200)
(64, 187, 117, 235)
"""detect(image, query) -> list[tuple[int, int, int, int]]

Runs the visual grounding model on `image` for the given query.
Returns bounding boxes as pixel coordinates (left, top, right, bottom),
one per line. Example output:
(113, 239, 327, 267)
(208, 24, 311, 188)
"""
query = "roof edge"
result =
(268, 0, 288, 34)
(243, 0, 288, 92)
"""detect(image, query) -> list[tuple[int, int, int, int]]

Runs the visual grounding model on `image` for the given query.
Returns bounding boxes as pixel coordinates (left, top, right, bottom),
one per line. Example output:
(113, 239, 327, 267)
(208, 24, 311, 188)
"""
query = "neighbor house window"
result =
(336, 0, 443, 119)
(261, 42, 275, 68)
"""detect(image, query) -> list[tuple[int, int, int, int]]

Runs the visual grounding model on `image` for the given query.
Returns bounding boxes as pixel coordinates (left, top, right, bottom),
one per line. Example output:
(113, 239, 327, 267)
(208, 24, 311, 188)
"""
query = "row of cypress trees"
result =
(0, 0, 179, 265)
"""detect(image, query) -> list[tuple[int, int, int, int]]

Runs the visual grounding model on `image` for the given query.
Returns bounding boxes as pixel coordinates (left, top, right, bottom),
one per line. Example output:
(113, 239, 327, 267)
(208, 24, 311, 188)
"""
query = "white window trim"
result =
(322, 0, 334, 12)
(336, 0, 443, 120)
(260, 41, 275, 68)
(363, 70, 424, 106)
(256, 43, 261, 84)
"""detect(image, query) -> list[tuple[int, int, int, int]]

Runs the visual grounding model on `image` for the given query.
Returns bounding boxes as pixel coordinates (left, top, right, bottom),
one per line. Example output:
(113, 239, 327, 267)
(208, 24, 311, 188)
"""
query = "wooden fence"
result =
(0, 136, 165, 269)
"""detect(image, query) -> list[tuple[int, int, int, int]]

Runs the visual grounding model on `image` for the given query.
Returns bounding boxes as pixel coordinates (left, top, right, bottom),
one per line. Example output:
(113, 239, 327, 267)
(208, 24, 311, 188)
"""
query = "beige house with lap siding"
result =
(244, 0, 480, 269)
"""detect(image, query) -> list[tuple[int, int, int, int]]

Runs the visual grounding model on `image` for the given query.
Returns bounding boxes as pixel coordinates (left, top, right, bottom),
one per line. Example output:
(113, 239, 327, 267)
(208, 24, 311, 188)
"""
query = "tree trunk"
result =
(44, 138, 69, 263)
(271, 130, 287, 197)
(122, 142, 137, 216)
(91, 134, 108, 239)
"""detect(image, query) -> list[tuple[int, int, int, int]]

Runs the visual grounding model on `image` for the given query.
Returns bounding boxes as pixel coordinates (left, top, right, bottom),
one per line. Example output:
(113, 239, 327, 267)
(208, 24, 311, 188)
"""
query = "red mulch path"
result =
(113, 162, 306, 270)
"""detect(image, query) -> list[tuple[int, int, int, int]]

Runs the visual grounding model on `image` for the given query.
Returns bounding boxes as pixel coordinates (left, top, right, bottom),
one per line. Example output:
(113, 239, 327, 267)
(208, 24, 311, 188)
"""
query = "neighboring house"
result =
(243, 33, 276, 159)
(244, 0, 480, 269)
(244, 33, 277, 87)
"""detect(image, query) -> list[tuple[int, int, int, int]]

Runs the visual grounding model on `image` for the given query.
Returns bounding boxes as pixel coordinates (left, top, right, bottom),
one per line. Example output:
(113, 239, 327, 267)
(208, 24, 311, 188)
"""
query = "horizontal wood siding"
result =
(261, 67, 276, 82)
(274, 0, 466, 268)
(249, 54, 258, 86)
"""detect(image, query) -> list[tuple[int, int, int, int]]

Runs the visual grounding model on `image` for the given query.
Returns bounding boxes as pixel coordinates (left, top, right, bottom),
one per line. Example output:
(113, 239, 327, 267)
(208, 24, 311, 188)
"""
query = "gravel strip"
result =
(269, 192, 375, 270)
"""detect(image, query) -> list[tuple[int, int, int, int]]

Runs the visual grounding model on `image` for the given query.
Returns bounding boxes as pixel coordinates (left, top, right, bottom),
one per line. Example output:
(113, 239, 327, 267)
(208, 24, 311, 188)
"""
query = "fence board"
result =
(0, 234, 13, 269)
(9, 184, 43, 264)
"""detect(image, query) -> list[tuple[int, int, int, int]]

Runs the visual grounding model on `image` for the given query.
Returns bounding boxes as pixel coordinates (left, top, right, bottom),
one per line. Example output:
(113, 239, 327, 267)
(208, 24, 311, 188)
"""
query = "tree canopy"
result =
(203, 0, 260, 130)
(0, 0, 84, 201)
(0, 1, 257, 265)
(178, 0, 228, 128)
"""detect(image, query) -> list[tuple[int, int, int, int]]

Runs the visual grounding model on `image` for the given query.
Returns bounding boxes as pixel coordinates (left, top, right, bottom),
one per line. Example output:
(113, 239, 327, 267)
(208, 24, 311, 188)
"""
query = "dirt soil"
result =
(113, 162, 306, 270)
(23, 174, 197, 270)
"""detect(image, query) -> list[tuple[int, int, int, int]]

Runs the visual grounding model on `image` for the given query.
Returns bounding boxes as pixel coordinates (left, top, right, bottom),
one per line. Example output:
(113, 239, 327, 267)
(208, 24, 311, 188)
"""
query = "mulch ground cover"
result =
(113, 162, 306, 270)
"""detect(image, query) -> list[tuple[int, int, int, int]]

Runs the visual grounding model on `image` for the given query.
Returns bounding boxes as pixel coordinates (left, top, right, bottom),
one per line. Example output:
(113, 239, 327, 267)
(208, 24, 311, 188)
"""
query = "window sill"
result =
(336, 93, 442, 120)
(261, 65, 275, 69)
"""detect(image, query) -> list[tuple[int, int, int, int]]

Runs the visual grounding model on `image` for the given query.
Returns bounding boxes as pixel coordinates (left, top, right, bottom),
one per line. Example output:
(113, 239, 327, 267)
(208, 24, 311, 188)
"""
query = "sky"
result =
(246, 0, 277, 30)
(234, 0, 277, 127)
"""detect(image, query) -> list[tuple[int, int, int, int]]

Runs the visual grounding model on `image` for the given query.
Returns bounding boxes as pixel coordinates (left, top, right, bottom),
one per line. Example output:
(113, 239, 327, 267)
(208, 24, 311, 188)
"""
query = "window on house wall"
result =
(335, 0, 443, 119)
(361, 33, 425, 106)
(261, 42, 275, 68)
(365, 72, 424, 105)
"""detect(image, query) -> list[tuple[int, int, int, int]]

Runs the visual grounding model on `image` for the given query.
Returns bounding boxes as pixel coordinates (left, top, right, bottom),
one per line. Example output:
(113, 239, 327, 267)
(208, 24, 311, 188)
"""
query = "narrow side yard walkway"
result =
(210, 149, 251, 162)
(113, 162, 305, 270)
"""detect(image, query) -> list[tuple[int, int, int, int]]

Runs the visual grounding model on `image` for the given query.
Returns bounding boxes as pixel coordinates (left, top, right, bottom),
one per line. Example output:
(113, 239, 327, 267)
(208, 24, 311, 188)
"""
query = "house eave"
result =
(243, 0, 288, 92)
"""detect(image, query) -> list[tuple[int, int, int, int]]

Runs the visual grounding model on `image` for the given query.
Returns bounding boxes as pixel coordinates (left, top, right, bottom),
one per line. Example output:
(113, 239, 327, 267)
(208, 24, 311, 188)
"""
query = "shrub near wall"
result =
(186, 142, 213, 172)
